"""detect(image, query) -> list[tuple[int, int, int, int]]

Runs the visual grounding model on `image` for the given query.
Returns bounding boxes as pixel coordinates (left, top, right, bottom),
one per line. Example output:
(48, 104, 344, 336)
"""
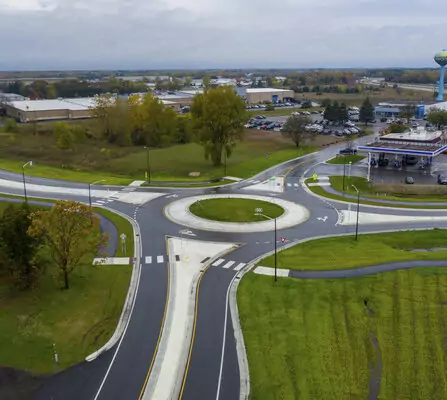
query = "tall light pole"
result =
(342, 154, 347, 191)
(255, 209, 277, 282)
(224, 149, 227, 177)
(89, 179, 106, 211)
(22, 161, 33, 205)
(352, 184, 360, 241)
(144, 146, 151, 184)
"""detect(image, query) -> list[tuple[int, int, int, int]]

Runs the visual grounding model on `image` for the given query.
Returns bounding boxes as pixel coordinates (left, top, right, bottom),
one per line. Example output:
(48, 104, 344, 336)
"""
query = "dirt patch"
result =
(368, 333, 382, 400)
(404, 248, 447, 253)
(0, 367, 45, 400)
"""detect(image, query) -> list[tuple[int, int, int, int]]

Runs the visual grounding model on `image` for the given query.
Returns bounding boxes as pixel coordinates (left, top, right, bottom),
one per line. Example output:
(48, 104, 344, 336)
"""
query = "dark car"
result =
(339, 148, 357, 155)
(438, 173, 447, 185)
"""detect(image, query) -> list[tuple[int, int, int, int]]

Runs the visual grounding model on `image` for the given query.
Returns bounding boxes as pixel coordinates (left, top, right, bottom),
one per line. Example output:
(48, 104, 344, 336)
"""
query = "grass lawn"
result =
(260, 229, 447, 271)
(0, 127, 316, 184)
(304, 179, 447, 209)
(0, 202, 132, 374)
(326, 155, 365, 165)
(189, 198, 284, 222)
(238, 268, 447, 400)
(330, 176, 447, 203)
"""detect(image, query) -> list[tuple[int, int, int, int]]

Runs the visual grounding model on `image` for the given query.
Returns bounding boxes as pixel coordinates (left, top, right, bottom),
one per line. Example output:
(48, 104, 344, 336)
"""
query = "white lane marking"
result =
(96, 200, 106, 204)
(252, 180, 260, 184)
(286, 183, 291, 187)
(212, 258, 226, 267)
(293, 183, 299, 187)
(222, 261, 235, 269)
(233, 263, 246, 271)
(157, 255, 164, 263)
(145, 256, 152, 264)
(216, 272, 239, 400)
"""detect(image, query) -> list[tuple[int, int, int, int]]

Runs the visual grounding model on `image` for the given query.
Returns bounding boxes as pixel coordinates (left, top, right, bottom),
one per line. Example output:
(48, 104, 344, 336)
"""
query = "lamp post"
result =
(22, 161, 33, 205)
(89, 179, 106, 210)
(342, 154, 347, 191)
(352, 184, 360, 241)
(224, 149, 227, 177)
(144, 146, 151, 184)
(255, 209, 277, 282)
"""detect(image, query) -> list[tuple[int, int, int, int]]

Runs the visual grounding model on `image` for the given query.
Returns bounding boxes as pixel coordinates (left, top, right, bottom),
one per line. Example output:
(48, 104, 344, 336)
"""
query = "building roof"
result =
(246, 88, 292, 93)
(9, 98, 96, 112)
(382, 127, 442, 142)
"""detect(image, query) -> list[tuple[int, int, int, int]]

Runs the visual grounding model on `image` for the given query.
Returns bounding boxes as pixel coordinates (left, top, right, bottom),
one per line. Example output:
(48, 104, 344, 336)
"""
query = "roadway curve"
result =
(0, 129, 445, 400)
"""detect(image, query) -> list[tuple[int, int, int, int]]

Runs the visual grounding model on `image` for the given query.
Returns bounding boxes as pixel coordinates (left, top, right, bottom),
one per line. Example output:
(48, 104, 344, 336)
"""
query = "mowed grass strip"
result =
(238, 269, 447, 400)
(261, 229, 447, 271)
(326, 155, 365, 165)
(189, 198, 284, 223)
(0, 202, 132, 374)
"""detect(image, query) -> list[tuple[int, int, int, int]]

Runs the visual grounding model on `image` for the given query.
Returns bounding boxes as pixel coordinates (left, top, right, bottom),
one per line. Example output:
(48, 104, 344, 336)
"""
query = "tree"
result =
(53, 122, 74, 150)
(281, 115, 314, 147)
(427, 109, 447, 128)
(190, 86, 248, 166)
(0, 203, 42, 289)
(338, 102, 349, 123)
(359, 97, 374, 125)
(28, 201, 108, 289)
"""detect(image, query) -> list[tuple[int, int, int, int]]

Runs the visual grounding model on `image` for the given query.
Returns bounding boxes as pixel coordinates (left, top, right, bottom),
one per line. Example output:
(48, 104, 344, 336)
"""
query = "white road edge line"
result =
(216, 272, 239, 400)
(92, 262, 142, 400)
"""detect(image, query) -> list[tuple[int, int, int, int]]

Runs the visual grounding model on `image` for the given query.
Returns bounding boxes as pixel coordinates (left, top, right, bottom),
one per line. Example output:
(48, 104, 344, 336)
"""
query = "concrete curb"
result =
(85, 206, 141, 362)
(143, 237, 241, 400)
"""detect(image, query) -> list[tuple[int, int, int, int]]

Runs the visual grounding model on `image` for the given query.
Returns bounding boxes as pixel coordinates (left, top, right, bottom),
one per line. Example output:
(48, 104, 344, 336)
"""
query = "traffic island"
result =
(164, 194, 309, 233)
(189, 198, 284, 223)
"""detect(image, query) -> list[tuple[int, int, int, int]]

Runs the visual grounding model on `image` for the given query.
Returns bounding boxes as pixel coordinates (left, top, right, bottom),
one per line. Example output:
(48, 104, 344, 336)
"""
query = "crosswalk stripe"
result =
(222, 261, 235, 269)
(212, 258, 225, 266)
(293, 183, 299, 187)
(145, 256, 152, 264)
(287, 183, 291, 187)
(252, 180, 260, 184)
(157, 255, 164, 263)
(96, 200, 106, 204)
(233, 263, 246, 271)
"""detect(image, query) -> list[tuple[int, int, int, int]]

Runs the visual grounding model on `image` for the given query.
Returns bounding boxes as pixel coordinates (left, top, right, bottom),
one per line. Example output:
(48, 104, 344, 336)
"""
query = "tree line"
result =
(0, 201, 107, 291)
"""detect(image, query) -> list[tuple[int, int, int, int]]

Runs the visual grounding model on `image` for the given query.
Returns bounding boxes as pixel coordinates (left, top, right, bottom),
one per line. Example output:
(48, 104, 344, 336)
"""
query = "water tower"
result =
(434, 50, 447, 101)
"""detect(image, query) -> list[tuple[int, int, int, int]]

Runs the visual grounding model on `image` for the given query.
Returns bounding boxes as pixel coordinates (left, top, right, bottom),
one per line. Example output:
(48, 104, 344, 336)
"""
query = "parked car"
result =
(405, 176, 415, 184)
(339, 147, 357, 155)
(438, 173, 447, 185)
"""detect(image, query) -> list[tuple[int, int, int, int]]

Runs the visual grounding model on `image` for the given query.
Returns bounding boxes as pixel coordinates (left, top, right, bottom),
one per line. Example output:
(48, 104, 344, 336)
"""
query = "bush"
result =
(4, 118, 18, 133)
(265, 104, 275, 111)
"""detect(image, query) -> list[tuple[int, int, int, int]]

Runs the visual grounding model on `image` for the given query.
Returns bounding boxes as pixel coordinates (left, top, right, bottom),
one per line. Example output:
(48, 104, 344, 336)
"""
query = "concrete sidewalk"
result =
(164, 194, 309, 233)
(339, 210, 447, 226)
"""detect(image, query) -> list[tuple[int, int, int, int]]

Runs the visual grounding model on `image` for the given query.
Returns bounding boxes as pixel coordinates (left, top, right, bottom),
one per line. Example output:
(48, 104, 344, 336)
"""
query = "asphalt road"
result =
(1, 133, 447, 400)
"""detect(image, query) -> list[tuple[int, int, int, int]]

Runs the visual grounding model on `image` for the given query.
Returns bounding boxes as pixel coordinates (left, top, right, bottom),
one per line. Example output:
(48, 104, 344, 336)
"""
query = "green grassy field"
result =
(305, 179, 447, 209)
(238, 268, 447, 400)
(0, 128, 314, 184)
(0, 202, 132, 374)
(260, 229, 447, 271)
(189, 198, 284, 222)
(326, 155, 365, 165)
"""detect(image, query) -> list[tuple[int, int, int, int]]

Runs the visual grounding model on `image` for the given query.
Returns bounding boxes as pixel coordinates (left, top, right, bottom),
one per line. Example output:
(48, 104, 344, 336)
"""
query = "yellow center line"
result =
(137, 238, 171, 400)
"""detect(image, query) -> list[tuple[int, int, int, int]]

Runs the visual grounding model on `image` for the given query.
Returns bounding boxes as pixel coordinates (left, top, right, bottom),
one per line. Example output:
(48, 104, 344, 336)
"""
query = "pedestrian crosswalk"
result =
(246, 179, 261, 184)
(212, 258, 246, 272)
(145, 255, 165, 264)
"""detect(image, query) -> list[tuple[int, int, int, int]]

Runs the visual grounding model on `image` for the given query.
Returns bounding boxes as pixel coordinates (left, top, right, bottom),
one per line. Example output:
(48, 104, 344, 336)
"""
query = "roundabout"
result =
(164, 193, 310, 232)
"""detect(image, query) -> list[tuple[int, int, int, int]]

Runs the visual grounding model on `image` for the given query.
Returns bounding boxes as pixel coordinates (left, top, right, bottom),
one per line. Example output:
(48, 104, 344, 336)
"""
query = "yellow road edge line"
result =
(137, 236, 171, 400)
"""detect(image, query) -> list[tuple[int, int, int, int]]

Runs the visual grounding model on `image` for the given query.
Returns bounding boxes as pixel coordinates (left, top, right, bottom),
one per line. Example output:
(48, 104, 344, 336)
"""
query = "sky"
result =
(1, 0, 447, 70)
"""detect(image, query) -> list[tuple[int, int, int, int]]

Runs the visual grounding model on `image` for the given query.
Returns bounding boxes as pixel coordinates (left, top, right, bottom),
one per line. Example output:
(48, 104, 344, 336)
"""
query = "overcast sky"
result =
(1, 0, 446, 70)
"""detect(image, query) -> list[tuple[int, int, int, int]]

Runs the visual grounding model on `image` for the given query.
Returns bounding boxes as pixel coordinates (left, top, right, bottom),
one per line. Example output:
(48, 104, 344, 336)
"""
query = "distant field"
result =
(239, 268, 447, 399)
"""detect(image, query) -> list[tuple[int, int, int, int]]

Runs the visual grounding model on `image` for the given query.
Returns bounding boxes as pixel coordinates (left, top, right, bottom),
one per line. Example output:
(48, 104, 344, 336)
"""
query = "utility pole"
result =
(144, 146, 151, 184)
(352, 184, 360, 241)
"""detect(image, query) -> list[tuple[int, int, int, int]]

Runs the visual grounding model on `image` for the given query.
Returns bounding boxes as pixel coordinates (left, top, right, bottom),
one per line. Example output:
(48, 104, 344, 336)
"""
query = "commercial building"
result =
(238, 88, 295, 104)
(358, 126, 447, 168)
(6, 98, 96, 122)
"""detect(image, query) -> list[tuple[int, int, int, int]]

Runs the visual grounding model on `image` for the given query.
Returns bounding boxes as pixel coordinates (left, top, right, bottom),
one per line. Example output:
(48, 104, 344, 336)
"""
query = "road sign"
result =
(280, 236, 287, 244)
(120, 233, 127, 243)
(255, 207, 263, 213)
(120, 233, 127, 254)
(313, 173, 318, 181)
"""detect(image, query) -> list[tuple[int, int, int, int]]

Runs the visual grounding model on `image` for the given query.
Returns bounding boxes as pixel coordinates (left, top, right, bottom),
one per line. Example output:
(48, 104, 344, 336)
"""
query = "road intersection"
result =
(0, 136, 446, 400)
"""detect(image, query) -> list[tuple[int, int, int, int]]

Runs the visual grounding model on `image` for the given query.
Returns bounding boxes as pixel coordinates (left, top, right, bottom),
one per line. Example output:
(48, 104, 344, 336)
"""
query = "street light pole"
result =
(342, 155, 347, 191)
(22, 161, 33, 205)
(144, 146, 151, 184)
(352, 184, 360, 241)
(255, 211, 277, 282)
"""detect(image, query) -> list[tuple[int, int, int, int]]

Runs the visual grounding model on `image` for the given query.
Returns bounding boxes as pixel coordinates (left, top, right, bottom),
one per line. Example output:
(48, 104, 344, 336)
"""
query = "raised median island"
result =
(189, 198, 284, 223)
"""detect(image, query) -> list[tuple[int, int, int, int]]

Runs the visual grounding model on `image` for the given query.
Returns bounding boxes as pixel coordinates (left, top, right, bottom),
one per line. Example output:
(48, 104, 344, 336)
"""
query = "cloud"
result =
(0, 0, 445, 69)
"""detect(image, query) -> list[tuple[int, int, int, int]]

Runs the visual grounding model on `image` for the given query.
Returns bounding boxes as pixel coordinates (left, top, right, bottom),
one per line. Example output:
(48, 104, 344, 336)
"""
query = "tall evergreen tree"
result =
(359, 97, 374, 125)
